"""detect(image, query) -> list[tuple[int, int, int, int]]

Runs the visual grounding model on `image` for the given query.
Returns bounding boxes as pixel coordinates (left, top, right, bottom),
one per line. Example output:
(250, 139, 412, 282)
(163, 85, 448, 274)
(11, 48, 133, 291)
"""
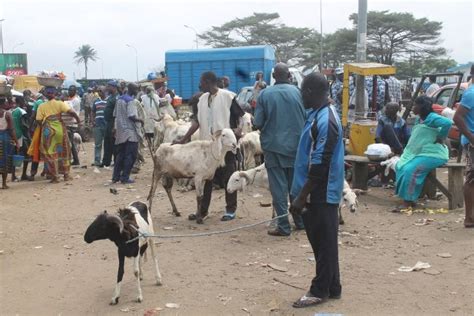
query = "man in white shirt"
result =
(176, 71, 244, 224)
(64, 85, 82, 165)
(425, 76, 440, 97)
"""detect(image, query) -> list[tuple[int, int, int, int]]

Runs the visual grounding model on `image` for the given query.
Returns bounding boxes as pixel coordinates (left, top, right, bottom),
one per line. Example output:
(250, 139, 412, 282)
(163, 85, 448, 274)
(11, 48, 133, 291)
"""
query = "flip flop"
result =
(221, 212, 236, 221)
(292, 294, 326, 308)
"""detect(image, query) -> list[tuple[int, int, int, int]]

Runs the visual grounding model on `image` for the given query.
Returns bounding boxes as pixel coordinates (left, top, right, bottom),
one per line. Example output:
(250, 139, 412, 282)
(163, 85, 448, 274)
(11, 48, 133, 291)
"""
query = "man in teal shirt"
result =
(254, 63, 306, 236)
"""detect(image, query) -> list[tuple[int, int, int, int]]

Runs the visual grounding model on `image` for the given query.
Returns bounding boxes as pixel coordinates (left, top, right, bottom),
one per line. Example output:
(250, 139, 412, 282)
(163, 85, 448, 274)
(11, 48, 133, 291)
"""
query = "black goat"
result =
(84, 201, 162, 305)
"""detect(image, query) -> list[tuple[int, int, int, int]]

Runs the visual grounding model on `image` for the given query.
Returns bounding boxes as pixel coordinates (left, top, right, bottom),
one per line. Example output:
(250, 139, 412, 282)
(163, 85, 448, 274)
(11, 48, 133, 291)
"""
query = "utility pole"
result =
(355, 0, 367, 116)
(126, 44, 139, 82)
(184, 25, 199, 49)
(319, 0, 324, 72)
(0, 19, 5, 54)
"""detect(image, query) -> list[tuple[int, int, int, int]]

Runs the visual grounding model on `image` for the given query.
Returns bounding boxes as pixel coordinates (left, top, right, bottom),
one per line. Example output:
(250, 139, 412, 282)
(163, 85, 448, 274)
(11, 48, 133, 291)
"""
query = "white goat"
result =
(84, 201, 162, 305)
(148, 128, 237, 223)
(242, 112, 254, 134)
(153, 114, 198, 149)
(227, 164, 358, 224)
(239, 131, 263, 169)
(73, 132, 86, 153)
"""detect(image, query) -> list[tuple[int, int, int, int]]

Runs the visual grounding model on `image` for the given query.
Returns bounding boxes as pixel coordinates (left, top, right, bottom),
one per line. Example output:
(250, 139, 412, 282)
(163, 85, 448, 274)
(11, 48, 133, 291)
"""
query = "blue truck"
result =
(165, 45, 275, 100)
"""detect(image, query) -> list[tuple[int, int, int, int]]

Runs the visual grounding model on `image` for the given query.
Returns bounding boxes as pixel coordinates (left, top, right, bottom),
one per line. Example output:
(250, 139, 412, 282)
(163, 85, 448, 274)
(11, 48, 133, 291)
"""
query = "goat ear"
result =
(214, 130, 222, 138)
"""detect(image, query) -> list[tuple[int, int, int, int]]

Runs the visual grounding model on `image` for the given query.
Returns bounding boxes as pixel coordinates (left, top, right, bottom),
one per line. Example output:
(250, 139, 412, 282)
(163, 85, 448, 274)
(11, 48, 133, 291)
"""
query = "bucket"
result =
(348, 119, 378, 156)
(12, 155, 24, 167)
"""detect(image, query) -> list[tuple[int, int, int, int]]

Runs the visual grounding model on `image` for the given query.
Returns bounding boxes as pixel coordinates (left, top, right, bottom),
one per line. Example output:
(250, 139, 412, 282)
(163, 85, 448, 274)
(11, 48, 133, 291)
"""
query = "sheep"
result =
(147, 128, 237, 224)
(84, 201, 162, 305)
(227, 164, 358, 224)
(239, 131, 263, 169)
(153, 114, 199, 150)
(242, 112, 253, 134)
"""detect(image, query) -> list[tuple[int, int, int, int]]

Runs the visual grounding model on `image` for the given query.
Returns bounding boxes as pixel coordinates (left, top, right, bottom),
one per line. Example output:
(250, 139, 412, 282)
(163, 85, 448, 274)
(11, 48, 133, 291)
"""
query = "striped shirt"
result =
(92, 98, 107, 127)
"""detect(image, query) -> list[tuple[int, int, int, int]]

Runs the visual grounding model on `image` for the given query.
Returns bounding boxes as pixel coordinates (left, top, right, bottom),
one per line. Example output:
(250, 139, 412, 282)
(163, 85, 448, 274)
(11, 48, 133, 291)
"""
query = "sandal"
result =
(292, 293, 326, 308)
(188, 212, 208, 221)
(221, 212, 236, 221)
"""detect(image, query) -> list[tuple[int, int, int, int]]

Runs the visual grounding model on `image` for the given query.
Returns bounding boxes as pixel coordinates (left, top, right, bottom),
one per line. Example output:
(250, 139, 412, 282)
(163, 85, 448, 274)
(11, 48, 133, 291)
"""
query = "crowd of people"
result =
(0, 62, 473, 309)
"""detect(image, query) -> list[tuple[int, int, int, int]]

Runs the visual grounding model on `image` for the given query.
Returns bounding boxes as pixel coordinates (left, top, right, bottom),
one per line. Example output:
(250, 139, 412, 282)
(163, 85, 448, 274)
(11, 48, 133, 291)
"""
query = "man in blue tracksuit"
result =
(254, 63, 306, 236)
(290, 72, 344, 308)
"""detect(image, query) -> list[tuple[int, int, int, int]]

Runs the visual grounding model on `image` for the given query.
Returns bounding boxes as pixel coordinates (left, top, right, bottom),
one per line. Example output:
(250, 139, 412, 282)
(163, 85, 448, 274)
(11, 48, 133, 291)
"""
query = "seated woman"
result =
(394, 96, 452, 210)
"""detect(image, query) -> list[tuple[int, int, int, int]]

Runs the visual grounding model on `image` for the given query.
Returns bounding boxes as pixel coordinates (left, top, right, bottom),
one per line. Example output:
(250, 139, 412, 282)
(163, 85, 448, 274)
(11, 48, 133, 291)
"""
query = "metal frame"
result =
(341, 62, 396, 126)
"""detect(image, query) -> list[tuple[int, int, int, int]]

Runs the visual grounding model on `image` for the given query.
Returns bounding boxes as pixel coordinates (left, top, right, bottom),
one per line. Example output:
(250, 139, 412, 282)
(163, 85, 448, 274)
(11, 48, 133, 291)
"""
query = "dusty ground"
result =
(1, 142, 473, 316)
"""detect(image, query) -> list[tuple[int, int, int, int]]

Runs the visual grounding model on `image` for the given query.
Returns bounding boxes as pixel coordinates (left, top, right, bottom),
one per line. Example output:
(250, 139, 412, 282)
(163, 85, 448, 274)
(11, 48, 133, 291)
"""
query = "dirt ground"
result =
(1, 142, 473, 316)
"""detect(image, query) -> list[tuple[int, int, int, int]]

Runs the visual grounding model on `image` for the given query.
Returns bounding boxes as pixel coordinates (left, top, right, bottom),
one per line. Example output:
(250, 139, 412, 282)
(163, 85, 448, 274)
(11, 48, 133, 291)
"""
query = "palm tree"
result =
(74, 44, 98, 79)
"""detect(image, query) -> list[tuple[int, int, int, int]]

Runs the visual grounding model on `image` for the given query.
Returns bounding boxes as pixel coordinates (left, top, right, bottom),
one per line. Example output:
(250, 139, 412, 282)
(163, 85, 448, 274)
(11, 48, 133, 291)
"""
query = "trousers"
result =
(112, 141, 138, 182)
(94, 124, 106, 165)
(267, 166, 304, 234)
(303, 202, 341, 298)
(67, 127, 80, 165)
(102, 122, 115, 166)
(200, 152, 237, 214)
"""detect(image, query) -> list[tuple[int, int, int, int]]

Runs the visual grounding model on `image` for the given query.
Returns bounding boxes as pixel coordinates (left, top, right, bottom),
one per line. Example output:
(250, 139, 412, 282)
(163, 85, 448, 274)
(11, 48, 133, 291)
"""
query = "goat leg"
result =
(162, 175, 181, 216)
(338, 206, 345, 225)
(110, 253, 125, 305)
(196, 195, 205, 224)
(148, 240, 163, 286)
(133, 256, 143, 303)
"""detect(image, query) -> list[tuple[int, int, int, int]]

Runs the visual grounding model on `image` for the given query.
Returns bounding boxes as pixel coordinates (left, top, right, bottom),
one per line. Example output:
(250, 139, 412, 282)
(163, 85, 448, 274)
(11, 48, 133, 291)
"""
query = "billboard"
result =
(0, 53, 28, 76)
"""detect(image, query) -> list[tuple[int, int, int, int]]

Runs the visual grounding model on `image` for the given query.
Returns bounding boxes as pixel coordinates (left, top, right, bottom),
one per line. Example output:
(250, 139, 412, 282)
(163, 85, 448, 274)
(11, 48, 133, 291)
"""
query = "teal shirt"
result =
(254, 83, 306, 160)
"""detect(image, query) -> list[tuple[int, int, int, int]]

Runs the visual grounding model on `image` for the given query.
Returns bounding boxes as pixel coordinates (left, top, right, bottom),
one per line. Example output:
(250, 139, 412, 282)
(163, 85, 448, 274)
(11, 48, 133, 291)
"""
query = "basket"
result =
(12, 155, 24, 167)
(0, 85, 12, 95)
(37, 76, 64, 88)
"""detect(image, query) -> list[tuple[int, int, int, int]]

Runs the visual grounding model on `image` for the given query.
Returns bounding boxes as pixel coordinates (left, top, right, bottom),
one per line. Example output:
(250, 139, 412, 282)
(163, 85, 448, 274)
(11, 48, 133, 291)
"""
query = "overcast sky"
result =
(1, 0, 472, 81)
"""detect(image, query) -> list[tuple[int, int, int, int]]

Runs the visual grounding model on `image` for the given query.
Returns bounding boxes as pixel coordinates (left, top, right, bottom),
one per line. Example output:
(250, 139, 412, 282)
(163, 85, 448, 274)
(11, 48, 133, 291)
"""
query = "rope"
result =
(125, 212, 289, 243)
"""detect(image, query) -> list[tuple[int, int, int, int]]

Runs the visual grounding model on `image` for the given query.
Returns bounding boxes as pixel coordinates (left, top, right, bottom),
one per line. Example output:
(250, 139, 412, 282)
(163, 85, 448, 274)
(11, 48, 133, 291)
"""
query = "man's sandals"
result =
(292, 292, 341, 308)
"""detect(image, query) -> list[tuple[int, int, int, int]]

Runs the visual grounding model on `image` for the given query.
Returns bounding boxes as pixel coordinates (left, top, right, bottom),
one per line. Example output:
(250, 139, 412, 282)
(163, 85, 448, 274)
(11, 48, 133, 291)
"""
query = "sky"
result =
(0, 0, 472, 81)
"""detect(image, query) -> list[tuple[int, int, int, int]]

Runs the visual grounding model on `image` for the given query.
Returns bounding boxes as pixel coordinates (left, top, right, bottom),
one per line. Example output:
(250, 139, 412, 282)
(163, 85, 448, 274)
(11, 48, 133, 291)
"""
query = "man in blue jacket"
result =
(254, 63, 306, 236)
(290, 72, 344, 308)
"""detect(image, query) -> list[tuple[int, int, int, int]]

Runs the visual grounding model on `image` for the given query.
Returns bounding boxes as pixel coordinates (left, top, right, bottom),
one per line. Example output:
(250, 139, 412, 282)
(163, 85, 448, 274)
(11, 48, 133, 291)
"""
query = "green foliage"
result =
(74, 44, 98, 79)
(350, 10, 443, 65)
(395, 58, 458, 80)
(199, 11, 453, 73)
(199, 12, 320, 68)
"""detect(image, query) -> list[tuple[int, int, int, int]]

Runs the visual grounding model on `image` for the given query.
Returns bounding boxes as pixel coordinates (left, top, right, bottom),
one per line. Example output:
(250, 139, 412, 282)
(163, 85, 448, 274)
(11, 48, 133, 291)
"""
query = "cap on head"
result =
(335, 68, 344, 75)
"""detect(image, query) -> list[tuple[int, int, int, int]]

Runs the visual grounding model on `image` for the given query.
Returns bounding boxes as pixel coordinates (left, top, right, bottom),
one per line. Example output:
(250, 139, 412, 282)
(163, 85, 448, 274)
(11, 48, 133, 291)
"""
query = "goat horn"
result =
(107, 214, 124, 234)
(239, 171, 251, 182)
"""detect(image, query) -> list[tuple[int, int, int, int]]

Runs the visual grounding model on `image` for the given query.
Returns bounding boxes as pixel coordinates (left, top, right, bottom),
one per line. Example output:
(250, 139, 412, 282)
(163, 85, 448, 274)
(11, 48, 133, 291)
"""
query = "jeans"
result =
(102, 122, 115, 166)
(200, 152, 237, 214)
(267, 166, 304, 235)
(67, 127, 80, 165)
(93, 124, 106, 165)
(112, 141, 138, 182)
(303, 202, 341, 298)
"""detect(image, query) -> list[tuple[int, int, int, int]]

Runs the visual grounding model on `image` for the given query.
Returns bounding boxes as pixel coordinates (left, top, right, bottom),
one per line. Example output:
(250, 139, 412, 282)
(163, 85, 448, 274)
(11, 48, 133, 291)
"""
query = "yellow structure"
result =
(13, 75, 42, 94)
(341, 63, 396, 155)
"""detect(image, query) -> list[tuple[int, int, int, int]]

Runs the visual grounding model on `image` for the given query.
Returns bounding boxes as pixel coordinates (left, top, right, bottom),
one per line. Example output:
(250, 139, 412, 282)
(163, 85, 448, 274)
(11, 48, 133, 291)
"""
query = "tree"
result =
(199, 12, 319, 68)
(322, 28, 357, 68)
(395, 57, 457, 80)
(350, 11, 444, 65)
(74, 44, 98, 79)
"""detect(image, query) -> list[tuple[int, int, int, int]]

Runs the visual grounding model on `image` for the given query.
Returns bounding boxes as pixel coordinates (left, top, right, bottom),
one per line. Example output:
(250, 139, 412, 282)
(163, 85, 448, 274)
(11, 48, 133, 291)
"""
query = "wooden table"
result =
(345, 155, 466, 210)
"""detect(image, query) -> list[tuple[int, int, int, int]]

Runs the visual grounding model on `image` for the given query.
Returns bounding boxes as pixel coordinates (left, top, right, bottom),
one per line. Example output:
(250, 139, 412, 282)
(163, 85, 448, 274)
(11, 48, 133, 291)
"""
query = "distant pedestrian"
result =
(425, 75, 440, 97)
(92, 87, 107, 166)
(0, 97, 19, 189)
(64, 85, 81, 165)
(102, 81, 119, 167)
(383, 75, 402, 104)
(112, 83, 143, 184)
